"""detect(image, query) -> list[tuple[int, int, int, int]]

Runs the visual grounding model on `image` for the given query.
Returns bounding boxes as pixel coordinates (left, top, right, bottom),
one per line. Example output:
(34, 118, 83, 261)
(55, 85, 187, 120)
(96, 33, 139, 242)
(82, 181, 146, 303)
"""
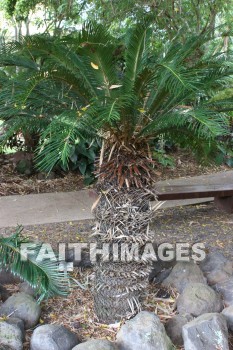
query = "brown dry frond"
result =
(95, 136, 158, 189)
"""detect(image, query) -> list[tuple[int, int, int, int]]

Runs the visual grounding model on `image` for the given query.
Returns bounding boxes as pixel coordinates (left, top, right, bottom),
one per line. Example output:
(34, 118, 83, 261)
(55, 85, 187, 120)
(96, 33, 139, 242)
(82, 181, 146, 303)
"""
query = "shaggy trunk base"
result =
(92, 186, 154, 323)
(93, 261, 151, 323)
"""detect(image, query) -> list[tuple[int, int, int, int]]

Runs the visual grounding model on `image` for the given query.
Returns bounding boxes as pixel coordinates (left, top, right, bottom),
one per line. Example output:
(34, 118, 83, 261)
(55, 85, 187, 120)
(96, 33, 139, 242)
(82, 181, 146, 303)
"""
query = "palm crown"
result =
(0, 21, 232, 187)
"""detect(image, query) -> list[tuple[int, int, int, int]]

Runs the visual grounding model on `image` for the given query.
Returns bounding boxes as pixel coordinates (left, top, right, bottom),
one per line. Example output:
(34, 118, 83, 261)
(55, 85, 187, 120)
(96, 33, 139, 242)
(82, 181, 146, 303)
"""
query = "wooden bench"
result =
(156, 184, 233, 213)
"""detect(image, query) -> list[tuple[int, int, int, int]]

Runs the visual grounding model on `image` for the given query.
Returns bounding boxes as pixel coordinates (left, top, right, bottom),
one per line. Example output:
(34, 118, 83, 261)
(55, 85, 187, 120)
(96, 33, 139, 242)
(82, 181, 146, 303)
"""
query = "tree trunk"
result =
(92, 186, 154, 323)
(23, 132, 40, 151)
(25, 17, 30, 35)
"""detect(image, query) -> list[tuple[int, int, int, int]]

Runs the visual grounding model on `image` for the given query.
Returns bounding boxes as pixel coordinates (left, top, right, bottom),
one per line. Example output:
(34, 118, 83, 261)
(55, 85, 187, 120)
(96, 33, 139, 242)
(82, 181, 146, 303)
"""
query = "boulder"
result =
(0, 293, 41, 329)
(16, 159, 33, 175)
(30, 324, 79, 350)
(149, 259, 175, 283)
(182, 313, 229, 350)
(165, 315, 192, 346)
(222, 305, 233, 331)
(19, 282, 36, 297)
(200, 251, 232, 285)
(177, 283, 223, 317)
(116, 311, 173, 350)
(162, 262, 206, 293)
(5, 318, 25, 338)
(66, 249, 93, 268)
(0, 269, 20, 284)
(0, 321, 23, 350)
(72, 339, 118, 350)
(215, 277, 233, 306)
(0, 284, 10, 302)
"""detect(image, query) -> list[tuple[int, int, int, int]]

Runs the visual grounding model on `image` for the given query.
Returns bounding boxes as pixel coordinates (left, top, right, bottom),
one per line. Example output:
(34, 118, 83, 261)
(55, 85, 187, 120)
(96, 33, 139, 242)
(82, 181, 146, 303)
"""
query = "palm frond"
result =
(122, 21, 151, 93)
(35, 111, 96, 172)
(141, 107, 229, 139)
(0, 227, 70, 301)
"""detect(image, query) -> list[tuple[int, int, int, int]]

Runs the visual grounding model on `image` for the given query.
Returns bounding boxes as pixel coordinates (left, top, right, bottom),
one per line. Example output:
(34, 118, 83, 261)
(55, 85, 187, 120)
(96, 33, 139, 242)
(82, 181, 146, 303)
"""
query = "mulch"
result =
(150, 202, 233, 259)
(0, 150, 229, 196)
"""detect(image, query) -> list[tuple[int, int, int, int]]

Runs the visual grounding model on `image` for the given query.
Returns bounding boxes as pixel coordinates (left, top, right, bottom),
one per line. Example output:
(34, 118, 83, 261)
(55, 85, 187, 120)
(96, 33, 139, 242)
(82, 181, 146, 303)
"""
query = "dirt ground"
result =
(1, 202, 233, 349)
(0, 150, 229, 196)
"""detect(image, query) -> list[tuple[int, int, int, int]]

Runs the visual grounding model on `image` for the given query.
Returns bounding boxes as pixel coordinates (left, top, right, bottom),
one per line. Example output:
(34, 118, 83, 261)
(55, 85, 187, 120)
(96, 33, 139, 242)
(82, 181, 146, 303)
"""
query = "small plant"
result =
(215, 137, 233, 167)
(152, 136, 175, 168)
(154, 149, 175, 168)
(67, 138, 101, 185)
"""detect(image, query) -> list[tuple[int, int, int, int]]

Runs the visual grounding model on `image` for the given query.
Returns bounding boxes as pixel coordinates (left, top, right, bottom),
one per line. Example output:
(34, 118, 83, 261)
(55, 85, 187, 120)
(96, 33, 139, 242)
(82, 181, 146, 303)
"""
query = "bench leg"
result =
(214, 196, 233, 213)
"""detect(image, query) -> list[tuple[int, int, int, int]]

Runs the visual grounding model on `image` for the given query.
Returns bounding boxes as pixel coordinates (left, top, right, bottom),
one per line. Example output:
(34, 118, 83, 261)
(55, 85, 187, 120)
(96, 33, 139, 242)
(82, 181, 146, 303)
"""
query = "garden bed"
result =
(0, 150, 229, 196)
(1, 203, 233, 349)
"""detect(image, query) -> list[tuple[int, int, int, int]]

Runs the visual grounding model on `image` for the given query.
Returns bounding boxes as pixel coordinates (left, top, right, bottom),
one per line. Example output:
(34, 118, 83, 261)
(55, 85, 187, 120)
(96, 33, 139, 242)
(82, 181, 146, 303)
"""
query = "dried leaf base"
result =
(92, 186, 155, 323)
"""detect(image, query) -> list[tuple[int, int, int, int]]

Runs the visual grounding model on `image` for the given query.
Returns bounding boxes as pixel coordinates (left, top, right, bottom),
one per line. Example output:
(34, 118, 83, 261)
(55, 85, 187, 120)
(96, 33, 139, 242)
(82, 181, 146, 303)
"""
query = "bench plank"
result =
(157, 184, 233, 200)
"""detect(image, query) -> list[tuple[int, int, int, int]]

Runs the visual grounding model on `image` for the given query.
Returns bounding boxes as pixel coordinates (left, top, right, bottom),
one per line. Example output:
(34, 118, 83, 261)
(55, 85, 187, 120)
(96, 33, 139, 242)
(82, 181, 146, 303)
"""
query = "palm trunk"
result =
(92, 186, 154, 323)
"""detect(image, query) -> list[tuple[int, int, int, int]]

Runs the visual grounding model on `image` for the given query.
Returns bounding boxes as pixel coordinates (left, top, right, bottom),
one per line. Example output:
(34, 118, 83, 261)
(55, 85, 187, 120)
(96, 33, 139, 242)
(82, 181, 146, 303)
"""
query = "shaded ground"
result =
(0, 154, 85, 196)
(0, 150, 229, 196)
(1, 202, 233, 349)
(150, 202, 233, 259)
(1, 202, 232, 256)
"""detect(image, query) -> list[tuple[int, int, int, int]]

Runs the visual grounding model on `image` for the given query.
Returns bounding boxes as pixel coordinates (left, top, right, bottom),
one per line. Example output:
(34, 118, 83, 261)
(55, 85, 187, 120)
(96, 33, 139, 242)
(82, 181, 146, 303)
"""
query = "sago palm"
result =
(0, 21, 232, 322)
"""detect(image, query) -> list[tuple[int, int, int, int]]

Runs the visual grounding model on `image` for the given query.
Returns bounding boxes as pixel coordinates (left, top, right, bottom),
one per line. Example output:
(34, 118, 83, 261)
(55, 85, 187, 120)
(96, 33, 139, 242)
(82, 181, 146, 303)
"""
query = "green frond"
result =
(35, 111, 96, 172)
(122, 21, 151, 93)
(141, 107, 229, 139)
(0, 227, 70, 301)
(0, 21, 232, 176)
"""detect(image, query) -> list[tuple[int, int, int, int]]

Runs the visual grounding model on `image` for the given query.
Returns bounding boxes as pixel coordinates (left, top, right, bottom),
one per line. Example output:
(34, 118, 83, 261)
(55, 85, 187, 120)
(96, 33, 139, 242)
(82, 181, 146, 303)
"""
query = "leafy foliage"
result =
(0, 227, 70, 301)
(0, 21, 232, 186)
(66, 138, 101, 184)
(82, 0, 233, 40)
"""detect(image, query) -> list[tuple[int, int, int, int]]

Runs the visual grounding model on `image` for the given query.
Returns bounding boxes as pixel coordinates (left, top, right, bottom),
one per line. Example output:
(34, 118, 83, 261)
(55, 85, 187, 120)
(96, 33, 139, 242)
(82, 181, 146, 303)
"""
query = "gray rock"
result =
(72, 339, 118, 350)
(19, 282, 36, 296)
(149, 259, 175, 283)
(200, 251, 232, 285)
(162, 262, 206, 293)
(0, 293, 41, 329)
(165, 315, 192, 346)
(0, 269, 20, 285)
(215, 277, 233, 306)
(0, 321, 23, 350)
(177, 283, 223, 317)
(0, 284, 9, 302)
(5, 318, 25, 338)
(66, 249, 93, 268)
(30, 324, 79, 350)
(182, 313, 229, 350)
(222, 305, 233, 331)
(153, 268, 172, 284)
(116, 311, 173, 350)
(16, 159, 33, 175)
